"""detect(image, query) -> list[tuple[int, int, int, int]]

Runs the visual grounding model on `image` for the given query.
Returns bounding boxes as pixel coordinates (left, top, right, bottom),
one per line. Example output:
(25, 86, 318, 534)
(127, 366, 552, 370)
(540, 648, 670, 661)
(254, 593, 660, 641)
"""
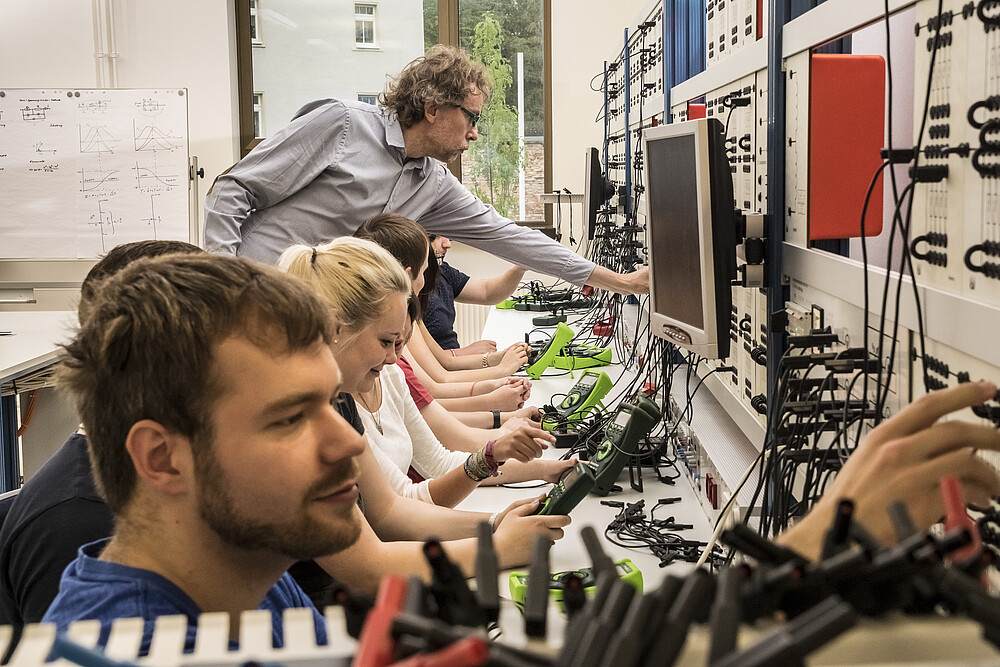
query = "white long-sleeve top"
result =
(357, 364, 469, 504)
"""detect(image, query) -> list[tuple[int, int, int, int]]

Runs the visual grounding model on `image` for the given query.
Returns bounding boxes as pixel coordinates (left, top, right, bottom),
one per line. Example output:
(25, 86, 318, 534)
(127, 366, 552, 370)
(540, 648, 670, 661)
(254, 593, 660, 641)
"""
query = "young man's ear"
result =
(125, 420, 192, 496)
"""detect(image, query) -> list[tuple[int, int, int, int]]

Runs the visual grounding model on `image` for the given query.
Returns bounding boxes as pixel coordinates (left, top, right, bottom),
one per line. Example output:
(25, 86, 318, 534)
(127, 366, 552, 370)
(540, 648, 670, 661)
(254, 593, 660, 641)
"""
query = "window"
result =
(249, 0, 262, 44)
(252, 93, 263, 139)
(358, 94, 378, 105)
(355, 4, 377, 47)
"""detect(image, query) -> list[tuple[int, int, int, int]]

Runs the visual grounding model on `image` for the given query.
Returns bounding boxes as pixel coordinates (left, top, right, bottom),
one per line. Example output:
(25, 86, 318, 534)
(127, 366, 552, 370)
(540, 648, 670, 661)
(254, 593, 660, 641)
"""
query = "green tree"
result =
(468, 12, 522, 218)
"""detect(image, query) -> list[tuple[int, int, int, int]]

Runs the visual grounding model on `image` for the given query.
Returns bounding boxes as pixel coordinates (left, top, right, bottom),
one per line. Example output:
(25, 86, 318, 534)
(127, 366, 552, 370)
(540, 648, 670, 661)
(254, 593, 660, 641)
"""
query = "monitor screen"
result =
(584, 147, 613, 240)
(642, 118, 736, 359)
(646, 133, 704, 330)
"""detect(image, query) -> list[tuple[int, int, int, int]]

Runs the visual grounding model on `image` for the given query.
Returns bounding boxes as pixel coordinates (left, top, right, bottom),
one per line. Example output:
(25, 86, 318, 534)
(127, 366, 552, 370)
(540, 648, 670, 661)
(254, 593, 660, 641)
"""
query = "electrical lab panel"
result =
(754, 68, 769, 213)
(786, 283, 908, 422)
(707, 0, 765, 66)
(706, 75, 758, 215)
(909, 0, 1000, 305)
(784, 50, 810, 247)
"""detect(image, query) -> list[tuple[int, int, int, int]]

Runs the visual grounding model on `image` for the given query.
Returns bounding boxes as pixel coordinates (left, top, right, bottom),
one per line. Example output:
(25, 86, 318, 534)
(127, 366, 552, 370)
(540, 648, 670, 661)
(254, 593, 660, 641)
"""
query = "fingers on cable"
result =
(870, 381, 997, 443)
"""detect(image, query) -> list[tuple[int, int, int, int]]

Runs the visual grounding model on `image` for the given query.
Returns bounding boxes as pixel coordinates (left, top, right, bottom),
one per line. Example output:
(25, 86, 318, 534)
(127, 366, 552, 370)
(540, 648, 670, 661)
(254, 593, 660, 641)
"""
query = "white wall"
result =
(550, 0, 645, 201)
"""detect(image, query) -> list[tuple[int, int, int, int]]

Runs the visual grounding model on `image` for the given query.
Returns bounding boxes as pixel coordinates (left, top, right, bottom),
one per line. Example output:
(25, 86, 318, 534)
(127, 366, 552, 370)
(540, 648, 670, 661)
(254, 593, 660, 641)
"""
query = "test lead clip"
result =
(580, 525, 616, 577)
(474, 521, 500, 626)
(523, 535, 551, 638)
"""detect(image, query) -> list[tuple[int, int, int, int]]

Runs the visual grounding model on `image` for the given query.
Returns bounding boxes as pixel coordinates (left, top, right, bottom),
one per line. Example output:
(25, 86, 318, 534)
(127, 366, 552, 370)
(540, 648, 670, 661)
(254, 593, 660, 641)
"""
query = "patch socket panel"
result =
(914, 0, 1000, 305)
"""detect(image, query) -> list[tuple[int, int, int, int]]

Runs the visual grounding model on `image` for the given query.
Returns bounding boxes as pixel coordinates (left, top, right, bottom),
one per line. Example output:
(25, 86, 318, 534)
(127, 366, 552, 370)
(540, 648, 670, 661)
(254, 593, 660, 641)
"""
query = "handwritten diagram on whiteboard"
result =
(0, 89, 189, 259)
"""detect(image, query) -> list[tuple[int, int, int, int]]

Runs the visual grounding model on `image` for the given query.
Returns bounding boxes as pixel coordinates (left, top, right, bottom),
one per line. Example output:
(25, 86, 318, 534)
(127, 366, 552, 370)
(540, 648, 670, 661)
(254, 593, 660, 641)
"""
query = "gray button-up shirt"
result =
(203, 99, 596, 285)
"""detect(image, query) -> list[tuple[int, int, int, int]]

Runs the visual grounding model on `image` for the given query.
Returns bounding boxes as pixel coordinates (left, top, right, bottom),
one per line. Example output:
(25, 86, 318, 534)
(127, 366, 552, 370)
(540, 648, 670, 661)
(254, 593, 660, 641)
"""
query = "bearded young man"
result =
(43, 254, 365, 651)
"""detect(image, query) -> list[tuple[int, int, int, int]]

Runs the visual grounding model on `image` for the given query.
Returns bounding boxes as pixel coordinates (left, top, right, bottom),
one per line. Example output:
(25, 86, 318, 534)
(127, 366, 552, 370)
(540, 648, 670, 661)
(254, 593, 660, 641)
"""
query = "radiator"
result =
(453, 303, 491, 346)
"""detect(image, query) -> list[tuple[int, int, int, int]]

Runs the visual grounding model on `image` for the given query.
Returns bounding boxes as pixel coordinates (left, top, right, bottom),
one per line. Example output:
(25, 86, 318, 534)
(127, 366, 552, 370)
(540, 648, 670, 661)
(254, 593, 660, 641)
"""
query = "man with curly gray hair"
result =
(204, 45, 648, 296)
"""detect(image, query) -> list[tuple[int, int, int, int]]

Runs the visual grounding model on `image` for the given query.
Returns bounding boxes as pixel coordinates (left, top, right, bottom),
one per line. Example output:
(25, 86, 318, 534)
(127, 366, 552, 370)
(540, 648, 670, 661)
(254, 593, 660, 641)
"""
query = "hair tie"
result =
(310, 247, 318, 266)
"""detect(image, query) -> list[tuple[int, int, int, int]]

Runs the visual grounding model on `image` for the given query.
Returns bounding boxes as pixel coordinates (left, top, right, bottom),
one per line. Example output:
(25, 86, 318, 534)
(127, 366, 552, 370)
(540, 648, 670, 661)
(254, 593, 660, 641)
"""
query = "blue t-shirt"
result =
(42, 539, 327, 654)
(423, 261, 470, 350)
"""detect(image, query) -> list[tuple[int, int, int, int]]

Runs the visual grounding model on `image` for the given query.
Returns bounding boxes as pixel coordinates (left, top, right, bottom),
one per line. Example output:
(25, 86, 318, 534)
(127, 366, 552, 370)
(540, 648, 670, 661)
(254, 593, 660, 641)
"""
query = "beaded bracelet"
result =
(464, 449, 493, 482)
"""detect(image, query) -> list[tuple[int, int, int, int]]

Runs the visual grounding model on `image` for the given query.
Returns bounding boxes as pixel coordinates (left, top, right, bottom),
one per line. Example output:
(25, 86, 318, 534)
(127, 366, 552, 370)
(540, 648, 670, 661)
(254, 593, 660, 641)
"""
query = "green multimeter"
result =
(508, 558, 643, 611)
(525, 322, 575, 380)
(552, 343, 613, 370)
(544, 370, 613, 432)
(533, 461, 596, 516)
(590, 396, 662, 496)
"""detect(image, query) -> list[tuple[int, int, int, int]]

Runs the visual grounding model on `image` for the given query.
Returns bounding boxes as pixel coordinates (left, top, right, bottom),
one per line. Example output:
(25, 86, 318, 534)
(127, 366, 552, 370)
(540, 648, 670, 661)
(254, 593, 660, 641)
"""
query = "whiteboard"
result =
(0, 88, 190, 259)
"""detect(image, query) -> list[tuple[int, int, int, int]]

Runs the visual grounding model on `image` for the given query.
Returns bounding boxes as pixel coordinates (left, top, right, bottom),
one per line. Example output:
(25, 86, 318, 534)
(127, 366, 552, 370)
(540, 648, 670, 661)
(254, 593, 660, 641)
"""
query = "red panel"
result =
(687, 103, 706, 120)
(808, 54, 886, 240)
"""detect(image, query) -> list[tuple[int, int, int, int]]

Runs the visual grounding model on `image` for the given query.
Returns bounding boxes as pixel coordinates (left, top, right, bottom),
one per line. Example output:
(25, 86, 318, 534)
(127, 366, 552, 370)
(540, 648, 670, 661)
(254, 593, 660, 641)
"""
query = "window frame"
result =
(233, 0, 552, 226)
(354, 3, 378, 49)
(249, 0, 262, 45)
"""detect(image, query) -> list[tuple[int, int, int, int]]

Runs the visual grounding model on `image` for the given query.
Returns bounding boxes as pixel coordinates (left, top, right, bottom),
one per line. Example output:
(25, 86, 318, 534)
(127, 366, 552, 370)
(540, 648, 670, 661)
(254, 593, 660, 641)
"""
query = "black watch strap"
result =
(491, 409, 501, 429)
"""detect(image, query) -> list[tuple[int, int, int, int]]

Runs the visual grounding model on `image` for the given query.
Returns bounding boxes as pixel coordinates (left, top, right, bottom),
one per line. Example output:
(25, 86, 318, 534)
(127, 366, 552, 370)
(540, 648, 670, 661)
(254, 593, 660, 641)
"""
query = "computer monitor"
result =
(584, 147, 615, 240)
(642, 118, 738, 359)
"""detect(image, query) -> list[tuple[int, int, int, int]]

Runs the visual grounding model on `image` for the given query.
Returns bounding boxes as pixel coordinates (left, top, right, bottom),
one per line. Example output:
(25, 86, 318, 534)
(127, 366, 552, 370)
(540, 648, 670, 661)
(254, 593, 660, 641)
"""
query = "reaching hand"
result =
(779, 381, 1000, 560)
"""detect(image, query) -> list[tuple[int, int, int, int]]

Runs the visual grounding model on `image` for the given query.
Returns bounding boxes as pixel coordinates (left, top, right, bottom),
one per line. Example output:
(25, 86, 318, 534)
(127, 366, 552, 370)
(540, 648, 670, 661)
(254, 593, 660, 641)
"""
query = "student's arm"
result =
(356, 444, 486, 540)
(777, 381, 1000, 561)
(314, 497, 570, 594)
(451, 405, 542, 429)
(455, 266, 526, 305)
(403, 355, 506, 401)
(417, 324, 528, 376)
(405, 326, 525, 382)
(416, 401, 571, 485)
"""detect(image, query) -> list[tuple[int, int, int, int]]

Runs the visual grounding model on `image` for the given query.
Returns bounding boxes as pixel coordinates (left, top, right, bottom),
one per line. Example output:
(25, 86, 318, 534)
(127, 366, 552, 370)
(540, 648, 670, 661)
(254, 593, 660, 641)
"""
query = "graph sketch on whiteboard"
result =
(141, 194, 162, 237)
(90, 199, 123, 253)
(133, 120, 183, 152)
(79, 167, 121, 193)
(79, 125, 120, 153)
(132, 161, 179, 191)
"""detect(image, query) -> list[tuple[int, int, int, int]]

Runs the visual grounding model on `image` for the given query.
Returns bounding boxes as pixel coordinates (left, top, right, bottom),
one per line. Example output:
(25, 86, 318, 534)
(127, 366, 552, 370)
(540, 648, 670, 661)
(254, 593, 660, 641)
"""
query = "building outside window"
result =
(252, 93, 263, 139)
(355, 4, 377, 47)
(250, 0, 262, 44)
(358, 94, 378, 105)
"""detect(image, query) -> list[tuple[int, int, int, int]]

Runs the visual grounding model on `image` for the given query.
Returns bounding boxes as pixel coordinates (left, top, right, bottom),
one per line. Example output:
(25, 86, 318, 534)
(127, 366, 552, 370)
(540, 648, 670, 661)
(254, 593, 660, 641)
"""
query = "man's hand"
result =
(491, 423, 555, 463)
(493, 495, 571, 568)
(779, 381, 1000, 560)
(586, 266, 650, 296)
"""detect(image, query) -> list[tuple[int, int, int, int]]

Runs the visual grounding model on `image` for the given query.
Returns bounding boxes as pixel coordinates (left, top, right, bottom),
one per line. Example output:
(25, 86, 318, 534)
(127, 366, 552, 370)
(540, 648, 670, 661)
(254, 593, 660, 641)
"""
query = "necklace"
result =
(356, 378, 383, 435)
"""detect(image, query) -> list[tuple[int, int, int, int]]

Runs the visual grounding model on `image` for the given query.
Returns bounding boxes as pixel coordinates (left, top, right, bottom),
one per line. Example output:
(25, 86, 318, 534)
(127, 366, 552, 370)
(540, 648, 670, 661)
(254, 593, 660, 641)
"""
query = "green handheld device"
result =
(552, 343, 613, 370)
(544, 370, 613, 431)
(533, 461, 596, 516)
(590, 396, 662, 496)
(525, 322, 575, 379)
(508, 559, 643, 611)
